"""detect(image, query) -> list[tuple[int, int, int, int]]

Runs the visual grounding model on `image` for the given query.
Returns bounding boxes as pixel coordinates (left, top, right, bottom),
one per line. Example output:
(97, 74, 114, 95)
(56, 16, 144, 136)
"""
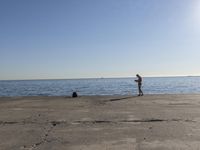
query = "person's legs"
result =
(138, 84, 143, 96)
(140, 88, 143, 96)
(138, 84, 141, 96)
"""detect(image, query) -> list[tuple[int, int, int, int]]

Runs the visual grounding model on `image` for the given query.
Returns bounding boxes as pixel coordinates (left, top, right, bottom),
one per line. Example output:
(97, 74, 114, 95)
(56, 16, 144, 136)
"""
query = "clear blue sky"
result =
(0, 0, 200, 80)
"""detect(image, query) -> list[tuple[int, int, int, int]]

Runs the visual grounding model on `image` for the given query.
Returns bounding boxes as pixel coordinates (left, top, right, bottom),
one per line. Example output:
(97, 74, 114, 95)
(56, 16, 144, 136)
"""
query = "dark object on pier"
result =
(72, 92, 78, 98)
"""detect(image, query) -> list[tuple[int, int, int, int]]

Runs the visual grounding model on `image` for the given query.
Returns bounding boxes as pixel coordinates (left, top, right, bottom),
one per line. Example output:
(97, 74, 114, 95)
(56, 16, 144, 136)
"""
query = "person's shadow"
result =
(108, 96, 138, 102)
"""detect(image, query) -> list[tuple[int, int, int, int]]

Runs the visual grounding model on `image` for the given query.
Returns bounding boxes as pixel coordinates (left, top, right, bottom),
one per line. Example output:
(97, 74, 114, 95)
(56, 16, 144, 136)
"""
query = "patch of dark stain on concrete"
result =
(0, 121, 18, 125)
(50, 120, 70, 126)
(74, 120, 113, 124)
(119, 119, 165, 123)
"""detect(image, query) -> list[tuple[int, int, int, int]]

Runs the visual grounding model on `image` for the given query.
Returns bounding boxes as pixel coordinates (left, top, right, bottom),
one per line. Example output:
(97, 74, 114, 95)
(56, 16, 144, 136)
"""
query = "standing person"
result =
(135, 74, 143, 96)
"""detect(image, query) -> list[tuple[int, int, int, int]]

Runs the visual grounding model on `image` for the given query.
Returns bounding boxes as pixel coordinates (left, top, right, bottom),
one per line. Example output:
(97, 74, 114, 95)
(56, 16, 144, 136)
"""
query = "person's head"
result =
(136, 74, 139, 77)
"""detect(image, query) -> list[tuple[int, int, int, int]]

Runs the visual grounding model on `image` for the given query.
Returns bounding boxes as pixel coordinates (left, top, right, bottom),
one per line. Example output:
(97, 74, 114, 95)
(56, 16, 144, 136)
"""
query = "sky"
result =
(0, 0, 200, 80)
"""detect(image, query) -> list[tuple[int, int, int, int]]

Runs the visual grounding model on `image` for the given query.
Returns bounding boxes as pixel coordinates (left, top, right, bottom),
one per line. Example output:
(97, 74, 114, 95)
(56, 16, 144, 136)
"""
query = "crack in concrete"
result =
(21, 123, 56, 150)
(72, 118, 195, 124)
(0, 118, 195, 126)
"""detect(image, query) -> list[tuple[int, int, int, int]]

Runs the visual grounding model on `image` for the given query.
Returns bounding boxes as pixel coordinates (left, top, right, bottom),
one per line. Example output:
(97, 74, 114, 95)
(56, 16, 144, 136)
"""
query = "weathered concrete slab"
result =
(1, 95, 200, 150)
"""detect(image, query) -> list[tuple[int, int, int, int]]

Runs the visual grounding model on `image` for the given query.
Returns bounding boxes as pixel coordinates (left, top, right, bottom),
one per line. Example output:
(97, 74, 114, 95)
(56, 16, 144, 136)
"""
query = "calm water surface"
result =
(0, 77, 200, 96)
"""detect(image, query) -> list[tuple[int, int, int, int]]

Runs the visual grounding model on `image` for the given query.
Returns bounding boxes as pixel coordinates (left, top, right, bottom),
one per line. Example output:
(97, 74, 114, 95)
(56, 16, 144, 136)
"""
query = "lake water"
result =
(0, 77, 200, 96)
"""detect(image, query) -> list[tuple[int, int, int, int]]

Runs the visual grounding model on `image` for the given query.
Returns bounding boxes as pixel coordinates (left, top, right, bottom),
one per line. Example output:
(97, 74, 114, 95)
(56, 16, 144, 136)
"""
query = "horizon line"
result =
(0, 75, 199, 81)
